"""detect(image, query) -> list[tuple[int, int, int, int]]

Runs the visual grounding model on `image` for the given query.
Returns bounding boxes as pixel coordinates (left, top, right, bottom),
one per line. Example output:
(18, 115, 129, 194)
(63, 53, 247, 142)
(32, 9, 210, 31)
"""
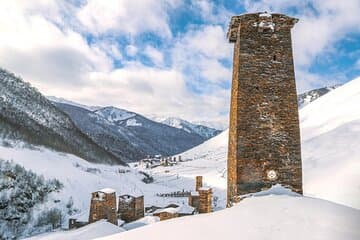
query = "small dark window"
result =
(273, 55, 277, 61)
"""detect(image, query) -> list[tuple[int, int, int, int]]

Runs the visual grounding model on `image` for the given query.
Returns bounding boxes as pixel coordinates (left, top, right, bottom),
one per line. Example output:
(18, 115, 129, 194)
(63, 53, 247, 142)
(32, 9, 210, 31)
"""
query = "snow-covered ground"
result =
(98, 185, 360, 240)
(26, 220, 124, 240)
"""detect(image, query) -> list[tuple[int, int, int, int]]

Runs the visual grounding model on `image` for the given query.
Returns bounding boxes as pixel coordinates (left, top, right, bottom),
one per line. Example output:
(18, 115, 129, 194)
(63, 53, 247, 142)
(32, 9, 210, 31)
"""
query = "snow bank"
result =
(98, 190, 360, 240)
(26, 220, 124, 240)
(122, 216, 160, 231)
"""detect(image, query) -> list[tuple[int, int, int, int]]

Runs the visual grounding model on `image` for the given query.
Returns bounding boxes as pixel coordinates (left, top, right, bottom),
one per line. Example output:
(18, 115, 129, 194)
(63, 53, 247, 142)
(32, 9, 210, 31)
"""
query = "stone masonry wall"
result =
(118, 195, 144, 223)
(88, 191, 117, 225)
(227, 13, 303, 204)
(198, 188, 212, 213)
(196, 176, 203, 191)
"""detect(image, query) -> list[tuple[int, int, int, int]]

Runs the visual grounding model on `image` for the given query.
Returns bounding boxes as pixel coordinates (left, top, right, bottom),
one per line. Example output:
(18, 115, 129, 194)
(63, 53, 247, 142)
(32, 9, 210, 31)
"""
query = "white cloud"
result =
(0, 1, 111, 95)
(71, 64, 229, 125)
(76, 0, 176, 37)
(192, 0, 232, 25)
(172, 25, 232, 84)
(125, 45, 138, 57)
(144, 46, 164, 66)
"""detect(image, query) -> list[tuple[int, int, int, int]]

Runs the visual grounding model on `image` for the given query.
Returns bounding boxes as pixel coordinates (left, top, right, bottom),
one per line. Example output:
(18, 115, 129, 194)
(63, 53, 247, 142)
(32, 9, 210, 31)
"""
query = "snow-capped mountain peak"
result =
(297, 85, 340, 109)
(157, 117, 222, 140)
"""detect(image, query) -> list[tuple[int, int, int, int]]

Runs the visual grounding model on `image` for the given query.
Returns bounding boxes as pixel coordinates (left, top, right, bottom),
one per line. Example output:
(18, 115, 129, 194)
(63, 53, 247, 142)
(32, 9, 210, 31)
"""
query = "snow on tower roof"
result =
(198, 187, 211, 191)
(259, 12, 272, 17)
(98, 188, 116, 194)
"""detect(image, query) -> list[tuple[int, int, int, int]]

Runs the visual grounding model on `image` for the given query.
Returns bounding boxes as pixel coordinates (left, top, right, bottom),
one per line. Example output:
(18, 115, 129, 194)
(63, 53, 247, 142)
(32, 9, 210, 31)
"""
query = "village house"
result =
(153, 207, 179, 221)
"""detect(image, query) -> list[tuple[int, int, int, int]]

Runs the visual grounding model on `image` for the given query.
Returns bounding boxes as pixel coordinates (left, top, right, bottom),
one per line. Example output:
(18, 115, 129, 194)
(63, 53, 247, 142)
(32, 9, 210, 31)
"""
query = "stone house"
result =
(153, 207, 178, 221)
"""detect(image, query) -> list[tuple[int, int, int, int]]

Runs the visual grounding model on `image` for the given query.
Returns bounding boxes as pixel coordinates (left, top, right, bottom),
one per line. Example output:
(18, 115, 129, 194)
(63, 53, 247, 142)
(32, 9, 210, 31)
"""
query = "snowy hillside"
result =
(99, 186, 360, 240)
(300, 77, 360, 209)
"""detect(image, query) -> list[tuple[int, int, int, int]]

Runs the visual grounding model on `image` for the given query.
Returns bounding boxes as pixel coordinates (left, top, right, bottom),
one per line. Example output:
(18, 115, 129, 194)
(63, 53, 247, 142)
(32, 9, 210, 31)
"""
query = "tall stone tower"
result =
(88, 188, 117, 225)
(227, 12, 302, 204)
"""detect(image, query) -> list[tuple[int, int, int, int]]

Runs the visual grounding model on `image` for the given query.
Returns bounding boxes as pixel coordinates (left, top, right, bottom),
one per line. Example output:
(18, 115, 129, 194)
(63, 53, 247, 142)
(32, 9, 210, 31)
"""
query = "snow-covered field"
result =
(99, 186, 360, 240)
(27, 220, 124, 240)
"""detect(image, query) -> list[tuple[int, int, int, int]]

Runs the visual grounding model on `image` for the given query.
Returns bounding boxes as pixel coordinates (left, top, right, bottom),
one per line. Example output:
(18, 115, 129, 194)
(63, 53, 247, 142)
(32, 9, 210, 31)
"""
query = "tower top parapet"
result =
(227, 12, 298, 43)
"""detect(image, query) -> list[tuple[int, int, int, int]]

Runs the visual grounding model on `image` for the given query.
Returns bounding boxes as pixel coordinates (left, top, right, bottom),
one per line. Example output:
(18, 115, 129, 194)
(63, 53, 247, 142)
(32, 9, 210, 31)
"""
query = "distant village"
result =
(138, 154, 188, 168)
(68, 155, 212, 230)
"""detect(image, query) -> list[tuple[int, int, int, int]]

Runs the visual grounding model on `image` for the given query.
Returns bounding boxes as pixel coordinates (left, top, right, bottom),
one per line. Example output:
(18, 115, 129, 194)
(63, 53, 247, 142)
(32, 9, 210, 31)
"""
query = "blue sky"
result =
(0, 0, 359, 128)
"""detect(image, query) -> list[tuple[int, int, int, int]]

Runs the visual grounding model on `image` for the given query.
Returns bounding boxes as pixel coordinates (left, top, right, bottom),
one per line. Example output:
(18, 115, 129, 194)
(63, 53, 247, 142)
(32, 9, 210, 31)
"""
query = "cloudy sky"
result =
(0, 0, 359, 129)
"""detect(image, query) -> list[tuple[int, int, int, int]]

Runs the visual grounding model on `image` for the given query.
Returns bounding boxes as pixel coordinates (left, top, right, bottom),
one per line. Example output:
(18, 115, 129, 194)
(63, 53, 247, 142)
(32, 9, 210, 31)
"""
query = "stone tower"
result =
(88, 188, 117, 225)
(227, 12, 302, 204)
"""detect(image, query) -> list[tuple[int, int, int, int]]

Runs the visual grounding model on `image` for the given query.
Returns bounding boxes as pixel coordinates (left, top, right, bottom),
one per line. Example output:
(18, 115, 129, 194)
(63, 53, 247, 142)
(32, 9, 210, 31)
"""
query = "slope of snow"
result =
(300, 77, 360, 209)
(300, 78, 360, 141)
(99, 186, 360, 240)
(26, 220, 124, 240)
(122, 216, 160, 231)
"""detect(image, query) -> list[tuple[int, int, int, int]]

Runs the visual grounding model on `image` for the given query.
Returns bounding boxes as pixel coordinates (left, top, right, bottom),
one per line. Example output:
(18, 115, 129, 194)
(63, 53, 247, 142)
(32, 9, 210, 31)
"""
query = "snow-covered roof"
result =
(70, 211, 88, 222)
(198, 187, 211, 191)
(177, 204, 195, 214)
(98, 188, 116, 194)
(119, 192, 143, 198)
(153, 207, 178, 214)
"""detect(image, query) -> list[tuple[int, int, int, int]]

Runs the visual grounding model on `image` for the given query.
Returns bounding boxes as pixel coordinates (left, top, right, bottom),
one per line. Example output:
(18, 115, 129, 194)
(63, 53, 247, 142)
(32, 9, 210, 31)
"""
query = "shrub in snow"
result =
(0, 160, 65, 239)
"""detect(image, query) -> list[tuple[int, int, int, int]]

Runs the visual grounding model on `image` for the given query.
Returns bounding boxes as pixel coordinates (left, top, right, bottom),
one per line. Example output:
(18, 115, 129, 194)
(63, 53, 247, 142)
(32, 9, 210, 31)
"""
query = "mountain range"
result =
(0, 68, 125, 165)
(53, 103, 208, 163)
